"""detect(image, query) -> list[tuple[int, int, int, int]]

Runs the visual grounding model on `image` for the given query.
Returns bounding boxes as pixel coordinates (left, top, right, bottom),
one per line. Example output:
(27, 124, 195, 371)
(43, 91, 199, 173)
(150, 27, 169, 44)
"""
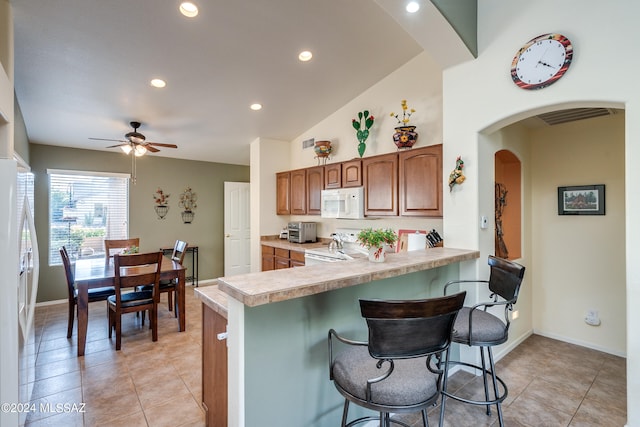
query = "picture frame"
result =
(557, 184, 605, 215)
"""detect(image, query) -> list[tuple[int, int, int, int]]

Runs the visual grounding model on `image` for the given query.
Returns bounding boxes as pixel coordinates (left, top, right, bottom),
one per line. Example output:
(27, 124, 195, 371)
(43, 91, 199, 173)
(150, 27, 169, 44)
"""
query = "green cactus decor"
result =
(352, 110, 375, 157)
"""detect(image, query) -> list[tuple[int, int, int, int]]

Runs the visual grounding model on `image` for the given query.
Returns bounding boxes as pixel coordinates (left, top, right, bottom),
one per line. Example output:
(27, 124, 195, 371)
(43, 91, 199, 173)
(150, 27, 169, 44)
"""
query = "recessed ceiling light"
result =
(179, 2, 199, 17)
(250, 103, 263, 111)
(406, 1, 420, 13)
(150, 78, 166, 88)
(298, 51, 313, 62)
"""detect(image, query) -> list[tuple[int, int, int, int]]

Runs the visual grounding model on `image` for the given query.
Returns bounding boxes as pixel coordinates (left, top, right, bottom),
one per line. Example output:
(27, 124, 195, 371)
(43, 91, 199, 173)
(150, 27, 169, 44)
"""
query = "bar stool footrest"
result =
(442, 360, 508, 406)
(345, 416, 412, 427)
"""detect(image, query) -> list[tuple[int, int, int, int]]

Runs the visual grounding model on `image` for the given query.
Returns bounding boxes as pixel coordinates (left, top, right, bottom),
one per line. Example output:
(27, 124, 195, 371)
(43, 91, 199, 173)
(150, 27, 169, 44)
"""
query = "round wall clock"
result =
(510, 33, 573, 90)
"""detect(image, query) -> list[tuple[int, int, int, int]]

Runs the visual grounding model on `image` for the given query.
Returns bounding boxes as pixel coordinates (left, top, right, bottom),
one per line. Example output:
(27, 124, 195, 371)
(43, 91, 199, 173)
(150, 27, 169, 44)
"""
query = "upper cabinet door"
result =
(290, 169, 307, 215)
(306, 166, 324, 215)
(342, 159, 362, 188)
(363, 153, 398, 216)
(276, 171, 290, 215)
(324, 163, 341, 189)
(399, 145, 443, 217)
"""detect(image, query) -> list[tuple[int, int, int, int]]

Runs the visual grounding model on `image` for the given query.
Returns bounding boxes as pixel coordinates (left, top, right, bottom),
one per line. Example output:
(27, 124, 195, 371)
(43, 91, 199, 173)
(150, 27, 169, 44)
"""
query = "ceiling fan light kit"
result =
(89, 120, 178, 183)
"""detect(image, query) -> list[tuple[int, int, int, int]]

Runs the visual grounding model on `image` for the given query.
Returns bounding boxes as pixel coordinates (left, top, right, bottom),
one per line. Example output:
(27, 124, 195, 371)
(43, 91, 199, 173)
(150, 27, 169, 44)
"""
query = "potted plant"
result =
(357, 228, 398, 262)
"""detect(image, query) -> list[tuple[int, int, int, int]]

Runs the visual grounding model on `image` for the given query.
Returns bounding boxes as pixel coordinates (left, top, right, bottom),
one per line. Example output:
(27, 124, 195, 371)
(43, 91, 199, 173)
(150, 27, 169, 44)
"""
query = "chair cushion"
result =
(452, 307, 507, 345)
(75, 287, 115, 301)
(107, 291, 153, 308)
(331, 345, 439, 407)
(138, 280, 175, 292)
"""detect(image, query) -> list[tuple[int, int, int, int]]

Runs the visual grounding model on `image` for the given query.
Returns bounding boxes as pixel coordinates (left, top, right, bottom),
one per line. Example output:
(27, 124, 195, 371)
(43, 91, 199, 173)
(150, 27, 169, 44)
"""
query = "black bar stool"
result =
(440, 255, 526, 427)
(328, 292, 466, 427)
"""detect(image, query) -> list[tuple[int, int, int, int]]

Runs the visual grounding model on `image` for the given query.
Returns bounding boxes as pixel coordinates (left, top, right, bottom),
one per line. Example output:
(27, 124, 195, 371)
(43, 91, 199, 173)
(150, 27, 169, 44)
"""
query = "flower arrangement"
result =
(121, 245, 139, 255)
(153, 187, 170, 206)
(179, 187, 198, 212)
(390, 99, 415, 126)
(357, 227, 398, 249)
(352, 110, 375, 157)
(448, 156, 465, 191)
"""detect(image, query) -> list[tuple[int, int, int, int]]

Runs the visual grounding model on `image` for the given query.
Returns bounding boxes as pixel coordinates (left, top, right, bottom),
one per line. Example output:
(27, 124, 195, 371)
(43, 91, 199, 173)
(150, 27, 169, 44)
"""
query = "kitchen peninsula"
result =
(195, 246, 479, 427)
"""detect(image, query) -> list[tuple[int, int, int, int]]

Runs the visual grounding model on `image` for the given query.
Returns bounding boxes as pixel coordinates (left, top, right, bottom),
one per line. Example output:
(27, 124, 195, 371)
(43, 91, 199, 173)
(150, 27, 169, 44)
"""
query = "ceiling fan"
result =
(89, 121, 178, 156)
(90, 121, 178, 184)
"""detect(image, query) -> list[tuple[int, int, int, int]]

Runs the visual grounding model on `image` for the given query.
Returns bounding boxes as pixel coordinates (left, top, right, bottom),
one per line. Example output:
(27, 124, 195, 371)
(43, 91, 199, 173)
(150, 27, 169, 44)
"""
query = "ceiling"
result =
(12, 0, 427, 166)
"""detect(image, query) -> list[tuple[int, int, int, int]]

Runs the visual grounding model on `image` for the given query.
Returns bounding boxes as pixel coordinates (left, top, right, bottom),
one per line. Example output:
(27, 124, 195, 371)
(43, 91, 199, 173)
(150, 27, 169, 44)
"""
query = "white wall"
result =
(531, 114, 625, 354)
(250, 137, 290, 271)
(444, 1, 639, 424)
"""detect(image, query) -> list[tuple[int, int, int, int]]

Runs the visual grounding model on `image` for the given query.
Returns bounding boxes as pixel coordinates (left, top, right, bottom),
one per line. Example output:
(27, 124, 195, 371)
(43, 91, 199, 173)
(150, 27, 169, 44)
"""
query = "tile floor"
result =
(25, 286, 626, 426)
(25, 287, 205, 427)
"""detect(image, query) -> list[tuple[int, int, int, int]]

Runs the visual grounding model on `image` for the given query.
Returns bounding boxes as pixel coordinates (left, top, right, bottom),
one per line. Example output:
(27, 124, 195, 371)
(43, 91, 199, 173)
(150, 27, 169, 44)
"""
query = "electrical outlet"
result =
(480, 215, 488, 229)
(585, 309, 601, 326)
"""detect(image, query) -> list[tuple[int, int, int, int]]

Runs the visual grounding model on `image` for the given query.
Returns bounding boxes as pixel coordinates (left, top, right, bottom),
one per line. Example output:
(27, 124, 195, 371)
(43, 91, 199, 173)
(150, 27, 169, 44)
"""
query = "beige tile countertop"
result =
(194, 284, 229, 319)
(260, 235, 329, 251)
(207, 247, 479, 308)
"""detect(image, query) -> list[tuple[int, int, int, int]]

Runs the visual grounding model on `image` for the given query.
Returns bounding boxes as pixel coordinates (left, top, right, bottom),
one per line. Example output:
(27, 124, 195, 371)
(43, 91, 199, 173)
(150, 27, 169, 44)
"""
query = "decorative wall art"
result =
(557, 184, 605, 215)
(153, 187, 170, 219)
(352, 110, 374, 158)
(179, 186, 198, 223)
(448, 156, 465, 191)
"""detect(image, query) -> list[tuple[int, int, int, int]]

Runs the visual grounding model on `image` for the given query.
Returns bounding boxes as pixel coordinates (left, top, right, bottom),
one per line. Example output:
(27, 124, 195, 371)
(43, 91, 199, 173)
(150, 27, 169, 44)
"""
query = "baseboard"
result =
(532, 329, 626, 358)
(36, 298, 67, 307)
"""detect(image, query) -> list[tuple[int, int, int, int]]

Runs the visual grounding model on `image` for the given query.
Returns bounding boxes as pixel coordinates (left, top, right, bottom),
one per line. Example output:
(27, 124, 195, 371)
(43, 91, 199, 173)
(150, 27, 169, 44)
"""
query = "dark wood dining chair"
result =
(60, 246, 115, 338)
(108, 251, 163, 350)
(104, 238, 140, 262)
(138, 240, 188, 317)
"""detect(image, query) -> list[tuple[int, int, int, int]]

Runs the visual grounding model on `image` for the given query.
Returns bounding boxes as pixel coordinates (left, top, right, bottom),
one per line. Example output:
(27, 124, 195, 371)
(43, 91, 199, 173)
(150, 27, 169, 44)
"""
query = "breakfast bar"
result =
(195, 247, 479, 427)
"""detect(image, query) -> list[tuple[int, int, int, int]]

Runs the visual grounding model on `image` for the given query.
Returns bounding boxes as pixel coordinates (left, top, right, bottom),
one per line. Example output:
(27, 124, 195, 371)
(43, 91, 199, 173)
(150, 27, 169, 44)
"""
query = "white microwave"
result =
(321, 187, 365, 219)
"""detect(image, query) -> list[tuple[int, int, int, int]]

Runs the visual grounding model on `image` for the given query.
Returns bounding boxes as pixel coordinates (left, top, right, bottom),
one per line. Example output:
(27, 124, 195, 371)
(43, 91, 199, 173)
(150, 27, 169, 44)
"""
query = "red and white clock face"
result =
(510, 33, 573, 90)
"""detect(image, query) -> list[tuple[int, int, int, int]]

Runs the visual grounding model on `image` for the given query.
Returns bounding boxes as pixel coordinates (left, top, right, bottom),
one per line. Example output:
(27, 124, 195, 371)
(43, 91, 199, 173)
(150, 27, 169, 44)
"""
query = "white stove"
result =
(304, 228, 367, 265)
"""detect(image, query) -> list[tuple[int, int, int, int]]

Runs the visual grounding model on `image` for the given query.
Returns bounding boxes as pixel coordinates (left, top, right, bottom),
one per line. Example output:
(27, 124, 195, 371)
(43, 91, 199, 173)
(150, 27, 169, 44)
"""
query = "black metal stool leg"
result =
(480, 346, 491, 416)
(341, 399, 349, 427)
(487, 347, 504, 427)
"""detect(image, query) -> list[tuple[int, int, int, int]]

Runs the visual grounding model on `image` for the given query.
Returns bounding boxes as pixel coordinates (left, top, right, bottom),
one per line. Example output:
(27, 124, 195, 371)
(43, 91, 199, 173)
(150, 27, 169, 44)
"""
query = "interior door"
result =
(224, 182, 251, 276)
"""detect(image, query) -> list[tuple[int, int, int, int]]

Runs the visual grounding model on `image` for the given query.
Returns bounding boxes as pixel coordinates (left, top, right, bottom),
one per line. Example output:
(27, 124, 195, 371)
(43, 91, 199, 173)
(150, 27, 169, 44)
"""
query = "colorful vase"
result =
(314, 140, 332, 165)
(393, 126, 418, 150)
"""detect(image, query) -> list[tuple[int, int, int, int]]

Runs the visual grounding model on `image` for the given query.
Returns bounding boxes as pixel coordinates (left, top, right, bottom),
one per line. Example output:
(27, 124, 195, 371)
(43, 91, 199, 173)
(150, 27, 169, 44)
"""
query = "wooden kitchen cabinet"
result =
(276, 171, 290, 215)
(306, 166, 324, 215)
(342, 159, 362, 187)
(261, 245, 275, 271)
(262, 245, 305, 270)
(362, 153, 398, 216)
(289, 250, 306, 267)
(202, 304, 228, 427)
(290, 169, 307, 215)
(399, 145, 443, 217)
(324, 163, 342, 189)
(275, 247, 291, 269)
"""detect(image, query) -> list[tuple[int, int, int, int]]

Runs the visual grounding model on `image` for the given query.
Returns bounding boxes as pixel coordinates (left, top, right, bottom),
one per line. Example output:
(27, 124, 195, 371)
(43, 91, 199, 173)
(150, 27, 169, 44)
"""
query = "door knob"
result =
(225, 234, 231, 238)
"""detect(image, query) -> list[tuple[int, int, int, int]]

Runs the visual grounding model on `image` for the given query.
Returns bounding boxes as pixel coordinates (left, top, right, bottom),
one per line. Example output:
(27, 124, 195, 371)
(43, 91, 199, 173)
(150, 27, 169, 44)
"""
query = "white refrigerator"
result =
(0, 158, 38, 427)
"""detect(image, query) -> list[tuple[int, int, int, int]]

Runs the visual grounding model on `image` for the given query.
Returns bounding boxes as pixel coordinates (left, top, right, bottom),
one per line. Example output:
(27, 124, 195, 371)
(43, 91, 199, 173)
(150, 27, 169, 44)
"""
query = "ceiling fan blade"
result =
(89, 137, 128, 143)
(105, 143, 130, 148)
(147, 142, 178, 148)
(146, 145, 160, 153)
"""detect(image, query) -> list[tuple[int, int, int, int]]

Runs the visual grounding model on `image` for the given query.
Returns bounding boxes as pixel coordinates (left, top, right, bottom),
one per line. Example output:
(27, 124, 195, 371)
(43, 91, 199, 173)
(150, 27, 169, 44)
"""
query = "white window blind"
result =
(48, 169, 129, 265)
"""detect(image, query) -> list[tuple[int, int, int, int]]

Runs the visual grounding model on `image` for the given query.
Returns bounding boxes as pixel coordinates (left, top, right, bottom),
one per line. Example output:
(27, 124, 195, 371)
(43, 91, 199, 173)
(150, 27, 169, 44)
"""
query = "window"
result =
(48, 169, 129, 265)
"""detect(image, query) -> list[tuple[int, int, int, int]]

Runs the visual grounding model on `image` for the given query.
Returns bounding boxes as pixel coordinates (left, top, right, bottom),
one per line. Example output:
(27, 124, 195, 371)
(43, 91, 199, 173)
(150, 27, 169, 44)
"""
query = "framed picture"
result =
(558, 184, 605, 215)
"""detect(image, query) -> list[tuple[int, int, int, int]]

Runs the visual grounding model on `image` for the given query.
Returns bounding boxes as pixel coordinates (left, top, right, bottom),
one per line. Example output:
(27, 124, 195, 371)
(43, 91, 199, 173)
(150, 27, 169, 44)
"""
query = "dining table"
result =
(73, 255, 187, 356)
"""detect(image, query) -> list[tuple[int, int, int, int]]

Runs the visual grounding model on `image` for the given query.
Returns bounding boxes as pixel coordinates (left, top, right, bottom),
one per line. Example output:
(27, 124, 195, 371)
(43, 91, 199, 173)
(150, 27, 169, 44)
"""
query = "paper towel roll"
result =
(407, 233, 427, 251)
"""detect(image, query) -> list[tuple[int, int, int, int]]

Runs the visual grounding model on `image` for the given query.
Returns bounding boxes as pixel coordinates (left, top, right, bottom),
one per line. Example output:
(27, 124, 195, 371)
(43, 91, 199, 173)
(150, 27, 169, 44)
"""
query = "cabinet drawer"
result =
(290, 250, 305, 263)
(274, 248, 290, 258)
(261, 245, 275, 255)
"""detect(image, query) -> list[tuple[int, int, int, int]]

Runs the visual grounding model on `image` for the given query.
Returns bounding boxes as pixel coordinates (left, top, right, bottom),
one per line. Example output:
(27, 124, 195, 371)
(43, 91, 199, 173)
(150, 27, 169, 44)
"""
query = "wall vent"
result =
(302, 138, 315, 149)
(536, 108, 615, 126)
